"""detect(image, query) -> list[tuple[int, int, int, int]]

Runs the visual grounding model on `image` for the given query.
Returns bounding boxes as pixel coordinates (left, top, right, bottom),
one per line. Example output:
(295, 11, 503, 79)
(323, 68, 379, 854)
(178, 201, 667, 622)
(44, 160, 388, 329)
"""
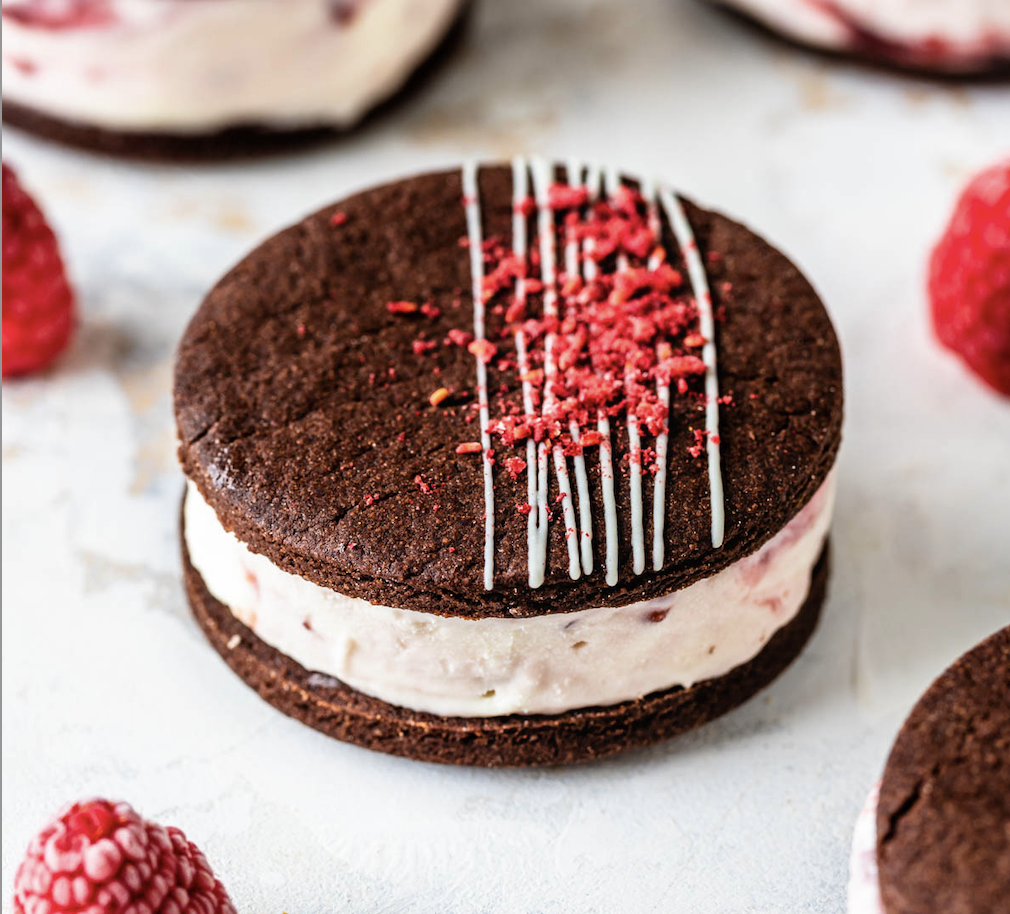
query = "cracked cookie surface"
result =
(877, 626, 1010, 914)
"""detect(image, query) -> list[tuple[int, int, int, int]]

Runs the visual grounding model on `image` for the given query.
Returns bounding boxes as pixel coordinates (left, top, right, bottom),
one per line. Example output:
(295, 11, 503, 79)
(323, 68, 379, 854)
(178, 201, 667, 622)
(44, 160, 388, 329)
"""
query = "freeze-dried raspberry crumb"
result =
(468, 338, 498, 364)
(688, 428, 709, 458)
(514, 197, 536, 217)
(504, 456, 527, 478)
(447, 328, 474, 348)
(547, 184, 589, 211)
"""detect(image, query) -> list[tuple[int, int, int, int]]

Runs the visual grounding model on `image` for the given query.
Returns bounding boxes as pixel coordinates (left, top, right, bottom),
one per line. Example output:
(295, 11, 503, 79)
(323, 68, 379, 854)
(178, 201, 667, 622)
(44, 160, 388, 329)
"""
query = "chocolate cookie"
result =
(1, 0, 469, 160)
(175, 159, 842, 763)
(876, 626, 1010, 914)
(1, 102, 338, 161)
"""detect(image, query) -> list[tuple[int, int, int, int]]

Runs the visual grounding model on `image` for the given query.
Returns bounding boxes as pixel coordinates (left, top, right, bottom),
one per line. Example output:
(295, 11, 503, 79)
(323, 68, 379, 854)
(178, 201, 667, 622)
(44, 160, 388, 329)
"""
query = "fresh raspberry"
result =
(3, 162, 76, 378)
(12, 798, 236, 914)
(928, 160, 1010, 396)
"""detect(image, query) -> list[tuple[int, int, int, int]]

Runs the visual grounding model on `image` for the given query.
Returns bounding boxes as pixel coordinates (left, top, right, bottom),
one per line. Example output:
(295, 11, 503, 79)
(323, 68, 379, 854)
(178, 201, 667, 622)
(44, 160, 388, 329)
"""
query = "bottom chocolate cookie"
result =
(182, 526, 829, 768)
(2, 101, 337, 161)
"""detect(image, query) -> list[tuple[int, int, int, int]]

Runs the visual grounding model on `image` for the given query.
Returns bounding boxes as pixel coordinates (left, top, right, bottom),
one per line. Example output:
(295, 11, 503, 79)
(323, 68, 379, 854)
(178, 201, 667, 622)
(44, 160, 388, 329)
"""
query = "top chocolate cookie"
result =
(174, 161, 842, 618)
(877, 626, 1010, 914)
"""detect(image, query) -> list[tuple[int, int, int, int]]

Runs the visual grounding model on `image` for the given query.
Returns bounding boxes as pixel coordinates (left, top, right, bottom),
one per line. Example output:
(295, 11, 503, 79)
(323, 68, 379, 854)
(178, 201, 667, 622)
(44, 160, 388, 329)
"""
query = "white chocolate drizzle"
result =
(565, 157, 594, 578)
(580, 165, 620, 587)
(658, 185, 726, 548)
(605, 165, 646, 576)
(510, 158, 547, 589)
(461, 161, 496, 589)
(642, 176, 672, 572)
(459, 160, 724, 591)
(531, 156, 582, 582)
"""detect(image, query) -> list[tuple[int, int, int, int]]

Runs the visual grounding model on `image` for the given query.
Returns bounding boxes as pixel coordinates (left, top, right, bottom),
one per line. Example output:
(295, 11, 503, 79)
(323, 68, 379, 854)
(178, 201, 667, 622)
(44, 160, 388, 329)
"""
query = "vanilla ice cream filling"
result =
(1, 0, 462, 132)
(184, 474, 833, 718)
(719, 0, 1010, 66)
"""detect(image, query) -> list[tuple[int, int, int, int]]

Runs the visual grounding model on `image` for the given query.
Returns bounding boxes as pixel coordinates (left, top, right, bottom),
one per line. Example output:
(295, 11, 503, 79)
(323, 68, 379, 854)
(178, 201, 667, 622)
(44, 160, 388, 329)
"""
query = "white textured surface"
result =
(2, 1, 1009, 910)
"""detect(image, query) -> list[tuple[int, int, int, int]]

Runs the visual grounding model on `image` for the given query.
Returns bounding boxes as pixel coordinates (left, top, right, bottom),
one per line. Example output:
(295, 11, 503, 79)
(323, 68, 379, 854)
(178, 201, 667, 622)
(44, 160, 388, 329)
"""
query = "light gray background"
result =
(3, 1, 1009, 911)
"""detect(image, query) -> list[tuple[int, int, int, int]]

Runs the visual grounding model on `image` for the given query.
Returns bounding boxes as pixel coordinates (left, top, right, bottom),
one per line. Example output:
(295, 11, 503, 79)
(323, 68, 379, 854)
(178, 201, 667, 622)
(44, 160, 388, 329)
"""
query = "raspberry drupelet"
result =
(12, 798, 236, 914)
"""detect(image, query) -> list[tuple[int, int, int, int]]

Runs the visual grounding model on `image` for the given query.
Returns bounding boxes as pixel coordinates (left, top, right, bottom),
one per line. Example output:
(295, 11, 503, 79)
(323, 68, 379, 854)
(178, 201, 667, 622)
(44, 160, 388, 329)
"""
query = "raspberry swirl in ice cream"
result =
(1, 0, 464, 135)
(715, 0, 1010, 73)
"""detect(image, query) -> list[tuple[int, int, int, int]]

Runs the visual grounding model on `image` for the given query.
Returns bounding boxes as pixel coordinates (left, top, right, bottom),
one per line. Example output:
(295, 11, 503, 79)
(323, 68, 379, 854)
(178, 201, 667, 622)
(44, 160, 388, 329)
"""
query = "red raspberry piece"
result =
(2, 0, 116, 29)
(3, 163, 76, 378)
(12, 798, 236, 914)
(928, 160, 1010, 396)
(467, 338, 497, 364)
(546, 184, 588, 211)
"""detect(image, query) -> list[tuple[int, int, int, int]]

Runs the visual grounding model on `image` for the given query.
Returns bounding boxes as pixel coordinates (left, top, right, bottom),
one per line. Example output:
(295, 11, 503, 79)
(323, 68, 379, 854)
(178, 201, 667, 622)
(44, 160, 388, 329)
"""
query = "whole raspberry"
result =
(928, 160, 1010, 396)
(3, 162, 76, 378)
(12, 798, 236, 914)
